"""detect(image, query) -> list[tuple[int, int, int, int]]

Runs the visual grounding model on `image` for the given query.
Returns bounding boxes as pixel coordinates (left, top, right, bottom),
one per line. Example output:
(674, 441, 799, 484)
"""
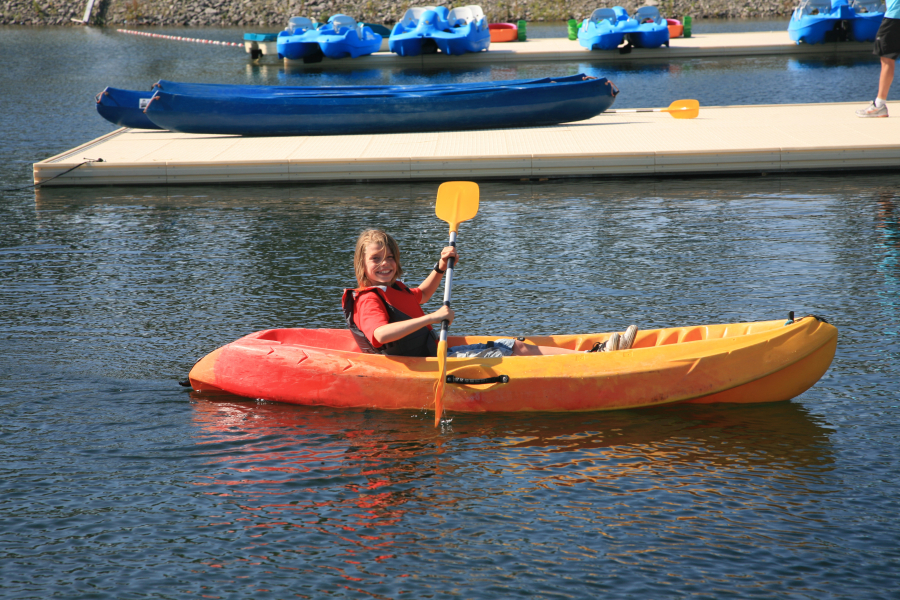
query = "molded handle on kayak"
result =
(446, 374, 510, 385)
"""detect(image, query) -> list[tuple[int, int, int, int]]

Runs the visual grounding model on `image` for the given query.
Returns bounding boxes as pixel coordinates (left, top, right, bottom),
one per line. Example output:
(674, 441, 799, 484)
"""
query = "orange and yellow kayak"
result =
(188, 316, 836, 412)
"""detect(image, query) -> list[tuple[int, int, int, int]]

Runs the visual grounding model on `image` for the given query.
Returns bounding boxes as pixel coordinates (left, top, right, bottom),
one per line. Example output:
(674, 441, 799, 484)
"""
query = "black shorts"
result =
(873, 17, 900, 60)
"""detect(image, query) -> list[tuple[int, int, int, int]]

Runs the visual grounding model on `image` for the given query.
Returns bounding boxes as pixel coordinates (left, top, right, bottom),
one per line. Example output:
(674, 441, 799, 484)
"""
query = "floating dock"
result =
(283, 31, 876, 70)
(34, 102, 900, 186)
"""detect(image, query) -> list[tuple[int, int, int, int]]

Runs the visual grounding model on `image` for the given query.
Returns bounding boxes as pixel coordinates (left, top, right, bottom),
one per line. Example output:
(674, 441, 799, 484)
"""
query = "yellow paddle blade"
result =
(436, 181, 480, 233)
(662, 99, 700, 119)
(434, 340, 448, 427)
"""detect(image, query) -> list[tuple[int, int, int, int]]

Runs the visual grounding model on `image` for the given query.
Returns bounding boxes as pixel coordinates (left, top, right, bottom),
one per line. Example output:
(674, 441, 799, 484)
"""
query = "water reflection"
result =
(188, 395, 835, 547)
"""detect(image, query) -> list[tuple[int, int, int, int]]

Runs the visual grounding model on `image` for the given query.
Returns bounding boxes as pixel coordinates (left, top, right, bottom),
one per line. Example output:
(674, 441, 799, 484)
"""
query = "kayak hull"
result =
(95, 75, 617, 133)
(143, 75, 618, 136)
(189, 317, 837, 413)
(95, 86, 163, 130)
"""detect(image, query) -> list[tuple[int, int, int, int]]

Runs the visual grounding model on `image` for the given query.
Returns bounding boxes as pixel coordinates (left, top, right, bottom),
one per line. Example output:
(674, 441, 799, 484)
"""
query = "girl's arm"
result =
(373, 305, 454, 344)
(418, 246, 458, 303)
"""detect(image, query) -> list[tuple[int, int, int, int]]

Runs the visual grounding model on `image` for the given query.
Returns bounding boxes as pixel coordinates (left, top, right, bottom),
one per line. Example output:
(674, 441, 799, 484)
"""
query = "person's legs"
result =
(858, 18, 899, 117)
(511, 340, 580, 355)
(878, 56, 896, 101)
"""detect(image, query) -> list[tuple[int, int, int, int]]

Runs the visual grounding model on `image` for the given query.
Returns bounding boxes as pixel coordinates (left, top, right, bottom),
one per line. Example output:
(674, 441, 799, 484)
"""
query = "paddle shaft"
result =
(607, 107, 678, 114)
(439, 233, 457, 342)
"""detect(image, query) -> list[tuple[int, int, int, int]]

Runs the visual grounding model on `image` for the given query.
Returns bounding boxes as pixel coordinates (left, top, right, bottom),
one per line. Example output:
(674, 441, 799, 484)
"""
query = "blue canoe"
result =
(141, 74, 618, 136)
(389, 5, 490, 56)
(788, 0, 884, 44)
(95, 86, 163, 130)
(316, 14, 383, 59)
(96, 76, 604, 130)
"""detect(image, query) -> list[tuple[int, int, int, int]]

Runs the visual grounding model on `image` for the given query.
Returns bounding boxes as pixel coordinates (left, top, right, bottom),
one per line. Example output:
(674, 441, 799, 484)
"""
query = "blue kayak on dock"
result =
(788, 0, 884, 44)
(139, 74, 618, 136)
(95, 86, 163, 130)
(96, 76, 616, 130)
(389, 5, 490, 56)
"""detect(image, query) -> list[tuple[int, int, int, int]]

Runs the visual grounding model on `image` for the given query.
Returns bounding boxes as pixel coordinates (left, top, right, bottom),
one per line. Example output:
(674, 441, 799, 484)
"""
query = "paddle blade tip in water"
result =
(434, 341, 448, 427)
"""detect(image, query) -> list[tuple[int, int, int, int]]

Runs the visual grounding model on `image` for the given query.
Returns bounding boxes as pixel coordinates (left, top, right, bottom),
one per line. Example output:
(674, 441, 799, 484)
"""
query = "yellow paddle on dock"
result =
(606, 99, 700, 119)
(433, 181, 480, 427)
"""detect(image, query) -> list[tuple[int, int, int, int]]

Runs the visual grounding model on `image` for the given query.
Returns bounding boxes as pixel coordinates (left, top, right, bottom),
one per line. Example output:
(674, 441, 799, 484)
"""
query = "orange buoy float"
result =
(666, 18, 684, 38)
(489, 22, 519, 42)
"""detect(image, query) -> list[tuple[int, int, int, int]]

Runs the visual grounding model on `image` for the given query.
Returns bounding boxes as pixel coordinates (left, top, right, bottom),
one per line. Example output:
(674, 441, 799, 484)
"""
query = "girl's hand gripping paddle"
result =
(433, 181, 480, 427)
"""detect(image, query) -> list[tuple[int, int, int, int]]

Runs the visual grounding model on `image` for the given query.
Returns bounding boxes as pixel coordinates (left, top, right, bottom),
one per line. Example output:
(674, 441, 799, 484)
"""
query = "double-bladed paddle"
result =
(606, 99, 700, 119)
(433, 181, 480, 427)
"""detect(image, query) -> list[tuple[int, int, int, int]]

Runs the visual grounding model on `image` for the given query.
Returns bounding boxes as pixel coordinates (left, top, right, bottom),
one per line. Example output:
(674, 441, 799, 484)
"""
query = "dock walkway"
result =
(284, 31, 876, 69)
(34, 103, 900, 186)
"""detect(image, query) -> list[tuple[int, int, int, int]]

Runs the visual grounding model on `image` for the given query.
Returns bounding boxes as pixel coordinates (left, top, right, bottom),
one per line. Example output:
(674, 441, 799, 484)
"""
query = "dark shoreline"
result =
(3, 0, 795, 27)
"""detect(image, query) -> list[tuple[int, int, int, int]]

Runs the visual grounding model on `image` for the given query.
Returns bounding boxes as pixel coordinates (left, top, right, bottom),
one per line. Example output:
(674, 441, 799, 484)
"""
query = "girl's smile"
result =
(364, 242, 397, 285)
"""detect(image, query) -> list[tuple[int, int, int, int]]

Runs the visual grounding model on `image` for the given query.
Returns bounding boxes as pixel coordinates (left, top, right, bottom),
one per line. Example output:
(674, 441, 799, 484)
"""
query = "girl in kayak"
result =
(342, 229, 636, 357)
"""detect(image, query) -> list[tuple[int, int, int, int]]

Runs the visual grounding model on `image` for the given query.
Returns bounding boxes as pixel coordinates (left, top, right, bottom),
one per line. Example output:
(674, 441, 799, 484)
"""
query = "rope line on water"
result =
(117, 29, 243, 47)
(5, 158, 105, 192)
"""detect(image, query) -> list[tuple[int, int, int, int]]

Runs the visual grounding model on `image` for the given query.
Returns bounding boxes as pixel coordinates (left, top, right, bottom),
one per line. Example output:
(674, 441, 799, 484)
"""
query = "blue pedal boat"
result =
(435, 5, 491, 55)
(389, 6, 450, 56)
(276, 17, 321, 60)
(788, 0, 884, 44)
(389, 5, 490, 56)
(578, 8, 630, 50)
(316, 14, 383, 59)
(140, 74, 618, 136)
(627, 6, 670, 48)
(849, 0, 885, 42)
(578, 6, 669, 50)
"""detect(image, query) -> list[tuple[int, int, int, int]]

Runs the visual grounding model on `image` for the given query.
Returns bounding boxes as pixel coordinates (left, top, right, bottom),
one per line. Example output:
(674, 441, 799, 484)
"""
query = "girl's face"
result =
(364, 242, 397, 286)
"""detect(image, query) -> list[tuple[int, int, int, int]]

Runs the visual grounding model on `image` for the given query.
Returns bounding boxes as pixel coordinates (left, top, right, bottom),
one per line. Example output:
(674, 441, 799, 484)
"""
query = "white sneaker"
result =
(856, 102, 888, 118)
(603, 333, 620, 352)
(620, 325, 639, 350)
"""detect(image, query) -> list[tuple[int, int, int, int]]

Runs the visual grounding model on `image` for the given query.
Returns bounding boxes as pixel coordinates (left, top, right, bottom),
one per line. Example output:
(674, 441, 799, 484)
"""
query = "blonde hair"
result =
(354, 229, 403, 288)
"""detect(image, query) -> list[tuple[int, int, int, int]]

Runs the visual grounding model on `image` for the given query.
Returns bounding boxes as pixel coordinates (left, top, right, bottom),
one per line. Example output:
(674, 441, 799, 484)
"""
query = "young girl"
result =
(342, 229, 635, 357)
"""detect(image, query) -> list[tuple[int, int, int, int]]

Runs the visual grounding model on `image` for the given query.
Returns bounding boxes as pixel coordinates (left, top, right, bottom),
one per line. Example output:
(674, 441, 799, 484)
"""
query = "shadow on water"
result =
(178, 393, 838, 595)
(190, 395, 835, 474)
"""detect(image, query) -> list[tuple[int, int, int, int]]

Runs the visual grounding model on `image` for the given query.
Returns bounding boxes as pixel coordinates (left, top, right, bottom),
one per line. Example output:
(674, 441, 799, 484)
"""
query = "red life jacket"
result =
(341, 281, 438, 357)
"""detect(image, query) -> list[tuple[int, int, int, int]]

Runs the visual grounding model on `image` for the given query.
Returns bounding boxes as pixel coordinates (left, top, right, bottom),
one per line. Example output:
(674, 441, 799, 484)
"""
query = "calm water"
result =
(2, 25, 900, 600)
